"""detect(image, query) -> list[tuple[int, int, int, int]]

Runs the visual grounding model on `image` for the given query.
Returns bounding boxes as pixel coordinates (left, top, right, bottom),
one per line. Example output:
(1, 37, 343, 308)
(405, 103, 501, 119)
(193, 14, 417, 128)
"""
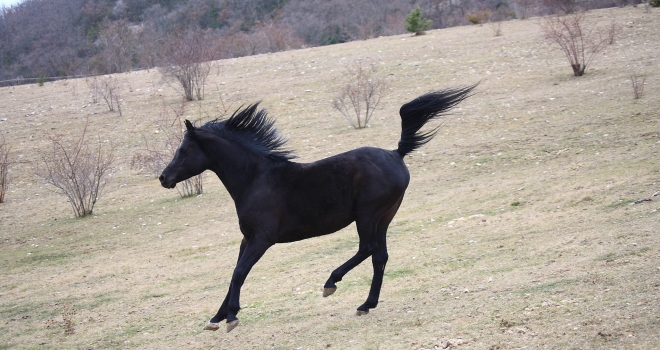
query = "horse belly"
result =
(276, 194, 354, 243)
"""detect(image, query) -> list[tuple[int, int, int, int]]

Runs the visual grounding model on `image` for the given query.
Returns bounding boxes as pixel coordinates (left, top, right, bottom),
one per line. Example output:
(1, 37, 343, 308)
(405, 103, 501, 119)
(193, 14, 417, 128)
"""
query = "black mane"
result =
(198, 103, 295, 161)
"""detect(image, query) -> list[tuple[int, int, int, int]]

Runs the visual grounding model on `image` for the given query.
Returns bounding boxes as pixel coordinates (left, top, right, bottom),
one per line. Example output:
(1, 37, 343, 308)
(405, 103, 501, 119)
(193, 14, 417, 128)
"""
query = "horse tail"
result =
(396, 84, 477, 157)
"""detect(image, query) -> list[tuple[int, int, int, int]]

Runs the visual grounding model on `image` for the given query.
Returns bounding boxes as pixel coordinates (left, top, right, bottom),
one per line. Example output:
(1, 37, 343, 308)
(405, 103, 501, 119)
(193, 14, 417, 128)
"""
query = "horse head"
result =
(159, 120, 210, 189)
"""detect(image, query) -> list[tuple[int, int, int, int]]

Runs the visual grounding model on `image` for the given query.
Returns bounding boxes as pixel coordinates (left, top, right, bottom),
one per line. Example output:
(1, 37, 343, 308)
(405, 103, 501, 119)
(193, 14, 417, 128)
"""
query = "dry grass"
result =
(0, 7, 659, 349)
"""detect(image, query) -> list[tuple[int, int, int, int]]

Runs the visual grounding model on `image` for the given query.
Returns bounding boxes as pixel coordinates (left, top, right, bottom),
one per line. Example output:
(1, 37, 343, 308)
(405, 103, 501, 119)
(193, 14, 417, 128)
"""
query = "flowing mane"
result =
(198, 103, 295, 161)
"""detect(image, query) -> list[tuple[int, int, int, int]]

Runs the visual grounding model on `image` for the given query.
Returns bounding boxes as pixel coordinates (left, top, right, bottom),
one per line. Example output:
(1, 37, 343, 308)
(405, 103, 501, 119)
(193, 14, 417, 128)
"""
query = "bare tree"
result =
(131, 99, 203, 197)
(540, 12, 613, 77)
(0, 134, 13, 203)
(159, 30, 214, 101)
(37, 121, 116, 217)
(332, 59, 389, 129)
(96, 19, 138, 74)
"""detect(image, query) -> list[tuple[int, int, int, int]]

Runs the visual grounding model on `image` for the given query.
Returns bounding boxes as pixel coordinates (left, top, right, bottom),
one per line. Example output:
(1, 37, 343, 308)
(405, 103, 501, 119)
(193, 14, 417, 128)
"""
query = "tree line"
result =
(0, 0, 628, 83)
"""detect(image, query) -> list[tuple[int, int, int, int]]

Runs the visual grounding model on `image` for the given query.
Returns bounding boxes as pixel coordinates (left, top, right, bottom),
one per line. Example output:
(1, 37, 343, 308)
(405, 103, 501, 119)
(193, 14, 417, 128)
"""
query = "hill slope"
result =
(1, 7, 659, 349)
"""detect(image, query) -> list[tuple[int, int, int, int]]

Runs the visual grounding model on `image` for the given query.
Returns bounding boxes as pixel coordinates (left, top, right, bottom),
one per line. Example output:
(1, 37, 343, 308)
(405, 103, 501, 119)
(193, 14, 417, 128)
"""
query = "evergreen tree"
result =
(405, 7, 432, 35)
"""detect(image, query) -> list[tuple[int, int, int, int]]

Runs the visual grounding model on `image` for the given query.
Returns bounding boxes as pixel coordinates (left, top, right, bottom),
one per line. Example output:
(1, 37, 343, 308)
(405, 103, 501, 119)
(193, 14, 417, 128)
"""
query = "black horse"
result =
(159, 86, 475, 332)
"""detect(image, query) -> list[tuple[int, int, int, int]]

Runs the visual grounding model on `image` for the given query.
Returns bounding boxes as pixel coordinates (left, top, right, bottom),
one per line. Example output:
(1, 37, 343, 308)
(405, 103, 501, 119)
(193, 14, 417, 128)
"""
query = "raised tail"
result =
(396, 84, 477, 157)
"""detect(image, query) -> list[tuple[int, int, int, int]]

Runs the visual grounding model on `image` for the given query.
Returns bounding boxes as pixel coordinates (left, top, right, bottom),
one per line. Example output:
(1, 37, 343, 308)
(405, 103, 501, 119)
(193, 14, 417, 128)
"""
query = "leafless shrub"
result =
(86, 76, 100, 104)
(489, 21, 503, 36)
(607, 19, 621, 45)
(540, 12, 614, 77)
(86, 76, 123, 116)
(629, 71, 646, 99)
(0, 134, 13, 204)
(131, 99, 203, 198)
(37, 121, 116, 218)
(332, 59, 389, 129)
(159, 30, 214, 101)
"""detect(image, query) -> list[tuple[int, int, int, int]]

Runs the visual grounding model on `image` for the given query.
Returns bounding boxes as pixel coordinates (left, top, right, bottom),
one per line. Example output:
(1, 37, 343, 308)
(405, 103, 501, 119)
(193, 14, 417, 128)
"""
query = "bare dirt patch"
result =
(1, 7, 659, 349)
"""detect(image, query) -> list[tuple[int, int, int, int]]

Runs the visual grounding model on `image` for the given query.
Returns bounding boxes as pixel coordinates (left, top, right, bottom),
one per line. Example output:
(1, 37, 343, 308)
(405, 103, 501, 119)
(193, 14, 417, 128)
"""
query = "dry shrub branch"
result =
(0, 134, 13, 203)
(629, 71, 646, 99)
(540, 12, 615, 77)
(332, 59, 389, 129)
(86, 76, 123, 116)
(131, 99, 203, 197)
(37, 121, 116, 217)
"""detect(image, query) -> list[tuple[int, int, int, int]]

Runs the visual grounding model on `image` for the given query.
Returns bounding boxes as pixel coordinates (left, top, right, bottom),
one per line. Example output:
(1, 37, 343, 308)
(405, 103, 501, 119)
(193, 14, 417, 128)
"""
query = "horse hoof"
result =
(204, 322, 220, 331)
(323, 287, 336, 297)
(226, 320, 239, 333)
(356, 310, 369, 316)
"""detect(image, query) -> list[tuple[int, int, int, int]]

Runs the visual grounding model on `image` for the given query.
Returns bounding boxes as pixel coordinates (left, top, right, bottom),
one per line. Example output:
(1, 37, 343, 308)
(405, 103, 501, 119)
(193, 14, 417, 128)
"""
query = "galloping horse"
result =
(159, 86, 476, 332)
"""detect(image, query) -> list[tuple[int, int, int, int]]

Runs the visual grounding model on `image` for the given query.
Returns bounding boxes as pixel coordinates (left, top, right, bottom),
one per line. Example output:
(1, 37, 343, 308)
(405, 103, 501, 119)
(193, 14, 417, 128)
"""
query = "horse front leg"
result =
(224, 239, 271, 332)
(204, 237, 247, 331)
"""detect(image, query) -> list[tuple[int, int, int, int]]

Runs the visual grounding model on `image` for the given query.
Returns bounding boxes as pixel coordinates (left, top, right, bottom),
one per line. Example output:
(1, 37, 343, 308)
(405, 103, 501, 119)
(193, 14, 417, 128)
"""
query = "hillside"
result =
(1, 6, 659, 349)
(0, 0, 628, 83)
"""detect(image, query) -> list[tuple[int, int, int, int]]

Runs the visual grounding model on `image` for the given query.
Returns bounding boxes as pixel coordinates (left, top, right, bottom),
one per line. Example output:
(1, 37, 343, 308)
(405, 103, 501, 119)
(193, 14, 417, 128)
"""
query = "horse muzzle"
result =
(159, 174, 176, 189)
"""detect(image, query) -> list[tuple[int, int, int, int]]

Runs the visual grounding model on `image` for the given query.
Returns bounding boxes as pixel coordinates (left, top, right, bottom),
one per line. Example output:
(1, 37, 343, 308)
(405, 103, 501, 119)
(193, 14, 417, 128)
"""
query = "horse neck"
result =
(197, 132, 270, 200)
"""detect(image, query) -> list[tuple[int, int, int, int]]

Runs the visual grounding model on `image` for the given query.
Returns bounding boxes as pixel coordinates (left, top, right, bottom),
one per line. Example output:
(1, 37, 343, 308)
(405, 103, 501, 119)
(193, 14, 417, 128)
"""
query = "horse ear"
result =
(185, 119, 194, 131)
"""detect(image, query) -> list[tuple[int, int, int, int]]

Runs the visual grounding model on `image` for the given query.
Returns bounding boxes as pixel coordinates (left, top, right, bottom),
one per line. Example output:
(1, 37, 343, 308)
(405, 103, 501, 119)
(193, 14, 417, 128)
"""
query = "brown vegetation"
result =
(332, 59, 389, 129)
(36, 121, 116, 217)
(0, 134, 11, 203)
(86, 76, 124, 116)
(540, 12, 616, 76)
(630, 71, 646, 99)
(159, 30, 214, 101)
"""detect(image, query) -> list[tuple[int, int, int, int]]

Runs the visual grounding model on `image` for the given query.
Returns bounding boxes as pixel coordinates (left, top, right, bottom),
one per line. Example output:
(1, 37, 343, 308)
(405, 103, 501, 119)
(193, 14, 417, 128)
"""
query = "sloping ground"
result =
(1, 7, 659, 349)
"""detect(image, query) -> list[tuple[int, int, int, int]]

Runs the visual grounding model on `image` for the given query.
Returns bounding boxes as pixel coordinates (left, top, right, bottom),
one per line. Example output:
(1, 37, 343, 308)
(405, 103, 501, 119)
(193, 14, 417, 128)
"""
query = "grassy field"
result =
(1, 7, 659, 349)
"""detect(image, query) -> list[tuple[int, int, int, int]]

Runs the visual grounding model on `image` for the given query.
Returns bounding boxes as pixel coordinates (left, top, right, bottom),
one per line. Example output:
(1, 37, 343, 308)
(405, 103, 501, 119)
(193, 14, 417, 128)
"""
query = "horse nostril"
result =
(159, 175, 165, 183)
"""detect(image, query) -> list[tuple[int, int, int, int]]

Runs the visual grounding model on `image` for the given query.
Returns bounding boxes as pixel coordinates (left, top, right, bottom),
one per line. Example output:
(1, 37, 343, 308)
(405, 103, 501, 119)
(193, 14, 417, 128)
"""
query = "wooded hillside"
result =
(0, 0, 627, 83)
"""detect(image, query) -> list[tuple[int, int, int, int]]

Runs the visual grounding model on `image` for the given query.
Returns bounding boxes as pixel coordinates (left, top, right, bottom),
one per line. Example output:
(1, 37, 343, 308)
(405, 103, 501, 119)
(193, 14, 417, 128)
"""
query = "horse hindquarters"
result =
(324, 151, 408, 312)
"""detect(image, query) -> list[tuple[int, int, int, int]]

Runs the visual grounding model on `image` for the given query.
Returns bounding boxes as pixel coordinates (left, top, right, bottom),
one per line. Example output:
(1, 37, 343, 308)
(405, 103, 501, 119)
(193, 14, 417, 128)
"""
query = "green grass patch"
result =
(608, 199, 635, 208)
(519, 278, 580, 294)
(595, 247, 651, 262)
(17, 251, 72, 266)
(385, 268, 414, 278)
(142, 293, 167, 299)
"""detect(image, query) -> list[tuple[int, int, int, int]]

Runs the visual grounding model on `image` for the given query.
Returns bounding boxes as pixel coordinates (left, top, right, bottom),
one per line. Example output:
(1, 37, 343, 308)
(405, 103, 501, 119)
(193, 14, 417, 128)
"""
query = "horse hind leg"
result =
(355, 199, 400, 315)
(322, 240, 375, 297)
(356, 234, 388, 315)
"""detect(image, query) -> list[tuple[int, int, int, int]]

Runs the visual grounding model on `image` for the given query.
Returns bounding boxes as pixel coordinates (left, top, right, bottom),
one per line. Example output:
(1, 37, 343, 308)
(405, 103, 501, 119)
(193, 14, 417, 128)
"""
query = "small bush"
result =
(0, 134, 13, 203)
(36, 74, 46, 86)
(160, 30, 214, 101)
(331, 59, 389, 129)
(37, 121, 116, 217)
(86, 76, 123, 116)
(467, 11, 489, 25)
(540, 12, 614, 76)
(649, 0, 660, 6)
(405, 7, 432, 35)
(629, 71, 646, 99)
